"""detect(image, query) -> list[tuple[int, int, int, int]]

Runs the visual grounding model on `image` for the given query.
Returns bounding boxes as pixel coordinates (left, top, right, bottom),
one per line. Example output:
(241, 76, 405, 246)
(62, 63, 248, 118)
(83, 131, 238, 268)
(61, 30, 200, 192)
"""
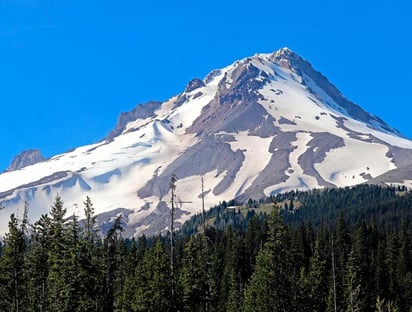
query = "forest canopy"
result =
(0, 184, 411, 311)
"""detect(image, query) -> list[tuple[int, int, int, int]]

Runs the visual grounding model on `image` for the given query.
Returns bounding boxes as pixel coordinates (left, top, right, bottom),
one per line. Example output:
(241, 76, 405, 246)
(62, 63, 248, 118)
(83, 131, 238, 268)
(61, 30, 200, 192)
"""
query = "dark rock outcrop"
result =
(7, 149, 45, 171)
(187, 60, 277, 137)
(239, 132, 297, 201)
(106, 101, 162, 141)
(137, 135, 245, 199)
(185, 78, 205, 93)
(367, 163, 412, 185)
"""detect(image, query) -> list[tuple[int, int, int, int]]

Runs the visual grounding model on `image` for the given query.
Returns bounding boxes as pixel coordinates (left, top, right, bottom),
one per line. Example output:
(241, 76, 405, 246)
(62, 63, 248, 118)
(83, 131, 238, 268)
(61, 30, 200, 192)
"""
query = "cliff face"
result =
(7, 149, 45, 171)
(106, 101, 162, 141)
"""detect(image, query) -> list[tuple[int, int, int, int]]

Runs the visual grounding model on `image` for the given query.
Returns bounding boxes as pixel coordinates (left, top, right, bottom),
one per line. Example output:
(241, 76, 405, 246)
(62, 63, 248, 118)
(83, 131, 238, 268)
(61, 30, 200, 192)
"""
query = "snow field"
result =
(263, 132, 321, 196)
(226, 132, 273, 196)
(1, 48, 411, 236)
(315, 139, 396, 186)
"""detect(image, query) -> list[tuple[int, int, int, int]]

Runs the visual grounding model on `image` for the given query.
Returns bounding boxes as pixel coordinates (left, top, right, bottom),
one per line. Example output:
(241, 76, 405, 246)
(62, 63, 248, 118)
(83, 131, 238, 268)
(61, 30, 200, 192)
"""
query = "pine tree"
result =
(244, 214, 264, 274)
(225, 266, 243, 312)
(102, 216, 124, 311)
(0, 213, 27, 312)
(127, 239, 171, 311)
(396, 220, 412, 310)
(47, 195, 70, 312)
(375, 239, 389, 300)
(345, 224, 371, 312)
(63, 213, 85, 311)
(384, 233, 399, 300)
(76, 196, 104, 312)
(83, 196, 98, 242)
(121, 233, 148, 310)
(226, 235, 246, 312)
(306, 228, 330, 311)
(179, 235, 210, 311)
(26, 214, 52, 312)
(334, 212, 351, 311)
(243, 205, 293, 311)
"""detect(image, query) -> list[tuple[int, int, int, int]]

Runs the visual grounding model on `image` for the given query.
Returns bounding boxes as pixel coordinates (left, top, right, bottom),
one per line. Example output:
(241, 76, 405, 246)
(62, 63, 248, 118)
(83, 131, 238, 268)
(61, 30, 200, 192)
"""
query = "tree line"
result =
(0, 184, 411, 311)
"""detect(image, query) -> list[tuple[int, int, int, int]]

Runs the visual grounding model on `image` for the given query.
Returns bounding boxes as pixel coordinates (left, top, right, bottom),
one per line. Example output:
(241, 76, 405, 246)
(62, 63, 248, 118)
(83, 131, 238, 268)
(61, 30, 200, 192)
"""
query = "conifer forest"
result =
(0, 184, 411, 311)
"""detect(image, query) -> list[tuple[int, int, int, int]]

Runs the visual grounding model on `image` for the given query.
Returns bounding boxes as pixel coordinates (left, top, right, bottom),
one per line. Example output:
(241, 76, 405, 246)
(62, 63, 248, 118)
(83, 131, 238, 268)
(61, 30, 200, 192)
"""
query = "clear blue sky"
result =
(0, 0, 411, 171)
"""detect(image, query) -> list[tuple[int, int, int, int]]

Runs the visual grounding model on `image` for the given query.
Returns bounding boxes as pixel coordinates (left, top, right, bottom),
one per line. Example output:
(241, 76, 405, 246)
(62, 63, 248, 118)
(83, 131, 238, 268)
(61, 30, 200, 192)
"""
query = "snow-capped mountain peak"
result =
(271, 46, 298, 63)
(1, 48, 412, 237)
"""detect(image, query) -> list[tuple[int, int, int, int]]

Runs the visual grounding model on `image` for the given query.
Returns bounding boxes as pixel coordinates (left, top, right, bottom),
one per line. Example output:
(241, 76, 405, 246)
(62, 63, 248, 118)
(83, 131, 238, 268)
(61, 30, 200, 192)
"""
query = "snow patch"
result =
(264, 132, 320, 195)
(315, 139, 396, 186)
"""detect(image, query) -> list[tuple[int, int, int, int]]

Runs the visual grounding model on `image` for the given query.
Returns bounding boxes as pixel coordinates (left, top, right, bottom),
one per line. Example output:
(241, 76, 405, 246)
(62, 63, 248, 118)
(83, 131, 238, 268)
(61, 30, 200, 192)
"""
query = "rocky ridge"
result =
(0, 47, 411, 236)
(7, 149, 45, 172)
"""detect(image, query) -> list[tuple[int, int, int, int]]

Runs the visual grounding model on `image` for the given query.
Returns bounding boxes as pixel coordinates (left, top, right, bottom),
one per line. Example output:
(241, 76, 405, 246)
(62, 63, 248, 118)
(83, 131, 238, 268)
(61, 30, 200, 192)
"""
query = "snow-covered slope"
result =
(1, 47, 412, 236)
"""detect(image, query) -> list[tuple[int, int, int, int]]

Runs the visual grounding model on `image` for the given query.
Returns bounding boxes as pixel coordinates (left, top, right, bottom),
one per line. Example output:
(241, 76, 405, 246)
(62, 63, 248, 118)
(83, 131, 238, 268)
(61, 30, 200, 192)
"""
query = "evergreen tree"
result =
(212, 226, 242, 311)
(63, 214, 83, 311)
(396, 220, 412, 310)
(47, 195, 70, 312)
(224, 264, 244, 312)
(300, 227, 330, 311)
(0, 185, 411, 312)
(244, 214, 265, 274)
(127, 239, 171, 311)
(26, 214, 51, 312)
(384, 233, 400, 300)
(102, 216, 124, 311)
(345, 224, 372, 312)
(83, 196, 98, 242)
(375, 239, 389, 301)
(243, 206, 293, 311)
(76, 197, 104, 312)
(223, 232, 245, 312)
(179, 235, 211, 311)
(334, 212, 351, 311)
(0, 213, 27, 312)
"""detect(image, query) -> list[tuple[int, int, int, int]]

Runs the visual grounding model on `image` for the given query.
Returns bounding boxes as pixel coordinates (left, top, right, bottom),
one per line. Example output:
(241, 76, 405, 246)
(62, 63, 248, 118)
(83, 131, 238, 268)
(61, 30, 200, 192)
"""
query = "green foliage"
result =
(126, 240, 171, 311)
(26, 214, 51, 312)
(244, 206, 293, 311)
(0, 185, 411, 311)
(47, 195, 71, 312)
(179, 235, 210, 311)
(0, 213, 27, 312)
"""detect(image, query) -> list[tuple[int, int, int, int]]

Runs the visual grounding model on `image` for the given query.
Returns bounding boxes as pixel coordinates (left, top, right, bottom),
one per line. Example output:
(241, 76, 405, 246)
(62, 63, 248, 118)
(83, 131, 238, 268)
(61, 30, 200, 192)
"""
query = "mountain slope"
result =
(1, 47, 412, 236)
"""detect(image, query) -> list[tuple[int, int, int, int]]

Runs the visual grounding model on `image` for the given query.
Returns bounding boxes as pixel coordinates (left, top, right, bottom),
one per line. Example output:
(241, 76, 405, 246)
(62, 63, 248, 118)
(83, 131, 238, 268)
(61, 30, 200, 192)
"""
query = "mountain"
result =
(6, 149, 45, 172)
(1, 47, 412, 237)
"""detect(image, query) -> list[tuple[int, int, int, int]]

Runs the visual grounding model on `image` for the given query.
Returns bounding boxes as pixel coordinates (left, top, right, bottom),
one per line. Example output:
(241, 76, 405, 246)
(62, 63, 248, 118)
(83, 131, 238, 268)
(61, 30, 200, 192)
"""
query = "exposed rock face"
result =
(187, 60, 277, 137)
(204, 69, 221, 84)
(7, 149, 45, 171)
(185, 78, 205, 93)
(366, 163, 412, 186)
(1, 47, 412, 237)
(137, 135, 245, 199)
(106, 101, 162, 141)
(297, 132, 345, 188)
(239, 132, 297, 201)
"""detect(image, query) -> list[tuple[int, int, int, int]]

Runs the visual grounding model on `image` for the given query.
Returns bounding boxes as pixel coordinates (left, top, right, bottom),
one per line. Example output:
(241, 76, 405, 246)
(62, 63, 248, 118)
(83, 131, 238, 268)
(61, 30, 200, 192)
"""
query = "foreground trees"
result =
(244, 207, 292, 311)
(0, 214, 27, 312)
(0, 185, 411, 311)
